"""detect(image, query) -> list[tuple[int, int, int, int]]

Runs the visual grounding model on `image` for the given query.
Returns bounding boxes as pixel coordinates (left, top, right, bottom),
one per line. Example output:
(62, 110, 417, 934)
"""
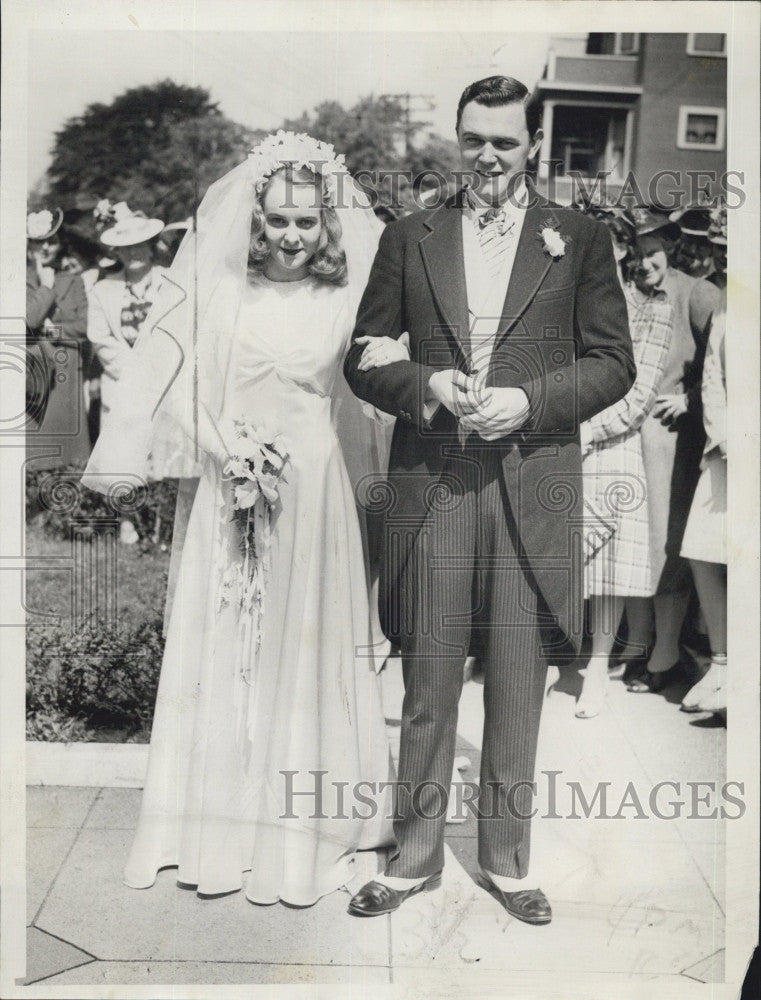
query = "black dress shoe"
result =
(627, 660, 689, 694)
(479, 877, 552, 925)
(347, 872, 442, 917)
(621, 653, 651, 687)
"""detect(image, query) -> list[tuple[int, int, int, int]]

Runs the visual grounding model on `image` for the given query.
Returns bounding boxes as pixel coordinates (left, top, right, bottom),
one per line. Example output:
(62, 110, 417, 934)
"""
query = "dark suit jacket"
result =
(344, 189, 635, 651)
(26, 265, 89, 423)
(26, 266, 88, 341)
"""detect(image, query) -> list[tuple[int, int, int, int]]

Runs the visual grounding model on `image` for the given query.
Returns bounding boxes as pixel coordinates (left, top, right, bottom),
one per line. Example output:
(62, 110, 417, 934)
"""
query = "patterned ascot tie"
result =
(476, 205, 516, 280)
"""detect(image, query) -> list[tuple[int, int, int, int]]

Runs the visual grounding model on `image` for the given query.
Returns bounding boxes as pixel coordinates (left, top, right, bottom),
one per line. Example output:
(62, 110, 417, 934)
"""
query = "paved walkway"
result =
(26, 658, 727, 990)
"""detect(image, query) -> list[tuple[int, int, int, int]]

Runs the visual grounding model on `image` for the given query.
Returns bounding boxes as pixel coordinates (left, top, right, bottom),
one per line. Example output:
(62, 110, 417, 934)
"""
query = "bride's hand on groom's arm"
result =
(355, 332, 410, 371)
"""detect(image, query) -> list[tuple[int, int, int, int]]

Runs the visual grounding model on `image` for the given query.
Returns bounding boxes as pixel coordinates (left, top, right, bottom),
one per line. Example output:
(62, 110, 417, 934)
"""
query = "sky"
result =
(27, 30, 552, 187)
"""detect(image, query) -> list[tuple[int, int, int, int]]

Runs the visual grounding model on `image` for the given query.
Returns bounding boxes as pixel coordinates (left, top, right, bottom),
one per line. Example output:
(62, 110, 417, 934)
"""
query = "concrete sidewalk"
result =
(26, 658, 726, 989)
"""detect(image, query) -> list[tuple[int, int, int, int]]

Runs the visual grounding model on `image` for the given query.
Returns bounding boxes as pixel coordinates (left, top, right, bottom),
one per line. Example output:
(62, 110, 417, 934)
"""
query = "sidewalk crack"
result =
(30, 786, 104, 932)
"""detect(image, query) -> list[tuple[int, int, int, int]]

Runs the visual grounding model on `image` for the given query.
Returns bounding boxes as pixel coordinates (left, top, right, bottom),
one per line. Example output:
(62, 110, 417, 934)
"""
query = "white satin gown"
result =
(123, 273, 395, 905)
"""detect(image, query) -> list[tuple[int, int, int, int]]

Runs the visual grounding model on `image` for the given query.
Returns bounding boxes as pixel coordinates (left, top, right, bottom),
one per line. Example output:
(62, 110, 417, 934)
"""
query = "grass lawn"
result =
(26, 525, 171, 632)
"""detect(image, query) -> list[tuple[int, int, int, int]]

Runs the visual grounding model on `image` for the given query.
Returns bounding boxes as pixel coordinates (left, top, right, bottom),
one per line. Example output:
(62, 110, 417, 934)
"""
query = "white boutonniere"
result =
(539, 222, 568, 259)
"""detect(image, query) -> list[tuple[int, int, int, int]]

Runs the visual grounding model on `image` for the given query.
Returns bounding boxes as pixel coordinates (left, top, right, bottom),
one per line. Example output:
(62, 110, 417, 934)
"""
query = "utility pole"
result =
(380, 93, 436, 159)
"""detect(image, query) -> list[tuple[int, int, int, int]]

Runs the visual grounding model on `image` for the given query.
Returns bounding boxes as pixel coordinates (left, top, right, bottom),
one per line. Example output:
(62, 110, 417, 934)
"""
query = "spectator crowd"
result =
(25, 176, 728, 721)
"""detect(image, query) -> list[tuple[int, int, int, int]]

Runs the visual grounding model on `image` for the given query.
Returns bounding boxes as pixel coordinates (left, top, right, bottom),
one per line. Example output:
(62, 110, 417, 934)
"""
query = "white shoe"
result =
(695, 683, 727, 715)
(575, 669, 608, 719)
(681, 660, 726, 712)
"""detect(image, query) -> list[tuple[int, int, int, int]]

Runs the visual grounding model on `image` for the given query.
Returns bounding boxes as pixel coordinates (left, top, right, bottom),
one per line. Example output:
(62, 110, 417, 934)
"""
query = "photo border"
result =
(1, 2, 758, 998)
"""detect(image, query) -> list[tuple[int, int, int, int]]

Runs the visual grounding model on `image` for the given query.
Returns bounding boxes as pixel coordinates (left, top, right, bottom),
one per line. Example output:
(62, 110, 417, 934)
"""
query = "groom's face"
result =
(457, 100, 541, 206)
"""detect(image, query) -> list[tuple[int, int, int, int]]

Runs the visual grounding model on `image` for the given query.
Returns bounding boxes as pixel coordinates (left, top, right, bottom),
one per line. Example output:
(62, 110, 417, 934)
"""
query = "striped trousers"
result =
(385, 441, 548, 880)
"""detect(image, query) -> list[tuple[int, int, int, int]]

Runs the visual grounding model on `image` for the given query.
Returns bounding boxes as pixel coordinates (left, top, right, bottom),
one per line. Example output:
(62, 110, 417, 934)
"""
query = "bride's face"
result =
(262, 174, 323, 281)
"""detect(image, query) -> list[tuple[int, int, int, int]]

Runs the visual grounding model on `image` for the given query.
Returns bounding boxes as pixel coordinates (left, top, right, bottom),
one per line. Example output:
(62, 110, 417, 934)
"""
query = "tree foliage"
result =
(283, 96, 408, 174)
(45, 80, 263, 223)
(40, 82, 459, 223)
(281, 96, 459, 212)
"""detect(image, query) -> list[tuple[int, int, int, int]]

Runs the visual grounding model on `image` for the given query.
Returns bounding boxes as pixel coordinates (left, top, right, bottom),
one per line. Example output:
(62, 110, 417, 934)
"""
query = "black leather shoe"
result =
(625, 667, 654, 693)
(347, 872, 442, 917)
(648, 660, 690, 692)
(479, 876, 552, 925)
(621, 653, 650, 687)
(627, 660, 689, 694)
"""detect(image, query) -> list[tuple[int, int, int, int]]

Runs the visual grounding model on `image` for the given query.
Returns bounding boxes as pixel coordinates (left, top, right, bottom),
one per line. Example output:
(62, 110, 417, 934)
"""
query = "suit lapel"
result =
(419, 200, 469, 363)
(494, 199, 560, 348)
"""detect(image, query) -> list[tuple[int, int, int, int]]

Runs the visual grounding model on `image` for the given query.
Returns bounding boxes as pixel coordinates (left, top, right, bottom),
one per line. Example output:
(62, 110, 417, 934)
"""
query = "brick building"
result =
(533, 33, 728, 207)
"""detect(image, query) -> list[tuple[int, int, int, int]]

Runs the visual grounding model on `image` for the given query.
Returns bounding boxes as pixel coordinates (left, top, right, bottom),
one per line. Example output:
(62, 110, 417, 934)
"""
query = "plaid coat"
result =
(583, 285, 672, 596)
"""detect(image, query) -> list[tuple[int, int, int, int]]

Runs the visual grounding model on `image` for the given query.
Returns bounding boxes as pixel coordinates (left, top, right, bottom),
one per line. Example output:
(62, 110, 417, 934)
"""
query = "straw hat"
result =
(160, 217, 192, 234)
(100, 213, 164, 248)
(669, 205, 712, 237)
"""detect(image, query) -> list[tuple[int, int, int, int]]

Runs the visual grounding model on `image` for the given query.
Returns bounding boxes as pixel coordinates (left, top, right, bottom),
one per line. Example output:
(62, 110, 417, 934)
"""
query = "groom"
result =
(344, 76, 634, 924)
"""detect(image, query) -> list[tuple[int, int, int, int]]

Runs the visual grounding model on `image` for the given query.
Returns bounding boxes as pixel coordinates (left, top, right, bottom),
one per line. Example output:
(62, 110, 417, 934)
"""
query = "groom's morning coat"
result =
(344, 190, 635, 653)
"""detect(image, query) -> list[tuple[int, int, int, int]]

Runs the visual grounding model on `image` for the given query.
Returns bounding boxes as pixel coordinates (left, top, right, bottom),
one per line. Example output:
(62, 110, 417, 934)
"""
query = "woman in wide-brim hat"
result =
(623, 206, 721, 694)
(679, 204, 727, 715)
(26, 207, 92, 469)
(87, 209, 166, 444)
(87, 207, 182, 543)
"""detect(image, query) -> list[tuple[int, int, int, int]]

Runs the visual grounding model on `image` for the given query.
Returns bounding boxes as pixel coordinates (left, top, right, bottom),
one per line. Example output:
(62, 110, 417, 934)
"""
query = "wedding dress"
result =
(122, 272, 395, 904)
(82, 134, 395, 904)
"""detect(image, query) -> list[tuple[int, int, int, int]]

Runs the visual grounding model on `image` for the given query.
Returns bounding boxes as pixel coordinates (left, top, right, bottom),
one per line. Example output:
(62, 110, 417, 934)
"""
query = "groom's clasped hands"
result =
(432, 368, 531, 440)
(357, 333, 530, 440)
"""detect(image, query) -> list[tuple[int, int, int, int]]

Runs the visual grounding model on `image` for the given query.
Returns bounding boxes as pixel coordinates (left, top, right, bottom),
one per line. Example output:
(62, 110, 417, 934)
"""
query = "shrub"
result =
(26, 711, 95, 743)
(26, 613, 165, 741)
(26, 467, 180, 548)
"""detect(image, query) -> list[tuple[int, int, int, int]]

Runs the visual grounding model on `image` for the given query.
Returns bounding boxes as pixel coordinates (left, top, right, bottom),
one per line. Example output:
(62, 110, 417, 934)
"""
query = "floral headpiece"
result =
(27, 208, 63, 241)
(93, 199, 134, 229)
(707, 203, 727, 245)
(247, 131, 347, 207)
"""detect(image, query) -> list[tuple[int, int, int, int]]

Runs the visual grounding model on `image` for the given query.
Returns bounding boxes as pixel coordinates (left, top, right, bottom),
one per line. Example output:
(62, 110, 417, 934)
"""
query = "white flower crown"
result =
(247, 131, 347, 207)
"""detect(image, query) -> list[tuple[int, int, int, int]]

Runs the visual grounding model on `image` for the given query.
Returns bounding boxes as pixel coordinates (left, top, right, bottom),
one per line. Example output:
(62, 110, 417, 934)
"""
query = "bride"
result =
(83, 133, 407, 906)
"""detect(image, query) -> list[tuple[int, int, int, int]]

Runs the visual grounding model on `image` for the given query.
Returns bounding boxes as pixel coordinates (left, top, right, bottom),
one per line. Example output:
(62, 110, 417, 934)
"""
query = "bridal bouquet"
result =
(219, 420, 289, 669)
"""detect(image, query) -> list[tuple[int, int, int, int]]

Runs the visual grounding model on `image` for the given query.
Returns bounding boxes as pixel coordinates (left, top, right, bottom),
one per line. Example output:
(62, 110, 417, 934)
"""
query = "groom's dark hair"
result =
(456, 76, 542, 138)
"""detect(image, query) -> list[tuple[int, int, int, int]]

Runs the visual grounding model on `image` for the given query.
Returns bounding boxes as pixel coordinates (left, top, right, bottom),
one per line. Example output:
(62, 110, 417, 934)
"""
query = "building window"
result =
(548, 105, 629, 179)
(677, 106, 726, 151)
(586, 33, 639, 56)
(615, 33, 639, 55)
(686, 33, 727, 57)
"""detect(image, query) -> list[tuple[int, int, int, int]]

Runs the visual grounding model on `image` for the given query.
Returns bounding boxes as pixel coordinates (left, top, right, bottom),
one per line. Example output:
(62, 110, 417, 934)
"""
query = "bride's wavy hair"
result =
(248, 165, 347, 285)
